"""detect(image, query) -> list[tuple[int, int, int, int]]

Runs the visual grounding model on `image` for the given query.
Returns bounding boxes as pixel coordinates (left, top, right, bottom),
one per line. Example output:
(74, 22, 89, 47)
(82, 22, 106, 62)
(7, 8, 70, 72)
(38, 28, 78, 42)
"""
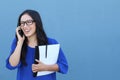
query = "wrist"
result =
(17, 40, 24, 46)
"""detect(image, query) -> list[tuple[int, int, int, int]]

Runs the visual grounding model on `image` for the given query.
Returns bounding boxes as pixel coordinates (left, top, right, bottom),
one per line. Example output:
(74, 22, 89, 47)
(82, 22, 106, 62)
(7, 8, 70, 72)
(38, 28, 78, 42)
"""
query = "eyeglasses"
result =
(20, 20, 35, 27)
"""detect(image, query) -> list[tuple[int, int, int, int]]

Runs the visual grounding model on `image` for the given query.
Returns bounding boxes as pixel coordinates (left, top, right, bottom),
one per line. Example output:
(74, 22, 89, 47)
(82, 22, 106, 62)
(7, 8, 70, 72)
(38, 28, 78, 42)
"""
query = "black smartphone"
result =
(18, 29, 24, 37)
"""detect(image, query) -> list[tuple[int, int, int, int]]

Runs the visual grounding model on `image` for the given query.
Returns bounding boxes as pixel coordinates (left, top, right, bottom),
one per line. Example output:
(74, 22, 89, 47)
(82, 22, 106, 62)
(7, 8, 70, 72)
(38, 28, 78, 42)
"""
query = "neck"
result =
(27, 35, 37, 48)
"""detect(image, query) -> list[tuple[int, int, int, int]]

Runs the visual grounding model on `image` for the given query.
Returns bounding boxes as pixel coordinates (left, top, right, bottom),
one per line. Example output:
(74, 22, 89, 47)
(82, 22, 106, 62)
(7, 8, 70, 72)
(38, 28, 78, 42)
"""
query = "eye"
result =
(20, 22, 25, 26)
(27, 20, 33, 24)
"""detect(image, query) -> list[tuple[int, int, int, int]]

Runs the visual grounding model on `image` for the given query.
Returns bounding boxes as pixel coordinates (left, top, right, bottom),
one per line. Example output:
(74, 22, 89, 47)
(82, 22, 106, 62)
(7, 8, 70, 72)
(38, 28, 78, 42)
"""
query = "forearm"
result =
(44, 64, 59, 72)
(9, 41, 23, 67)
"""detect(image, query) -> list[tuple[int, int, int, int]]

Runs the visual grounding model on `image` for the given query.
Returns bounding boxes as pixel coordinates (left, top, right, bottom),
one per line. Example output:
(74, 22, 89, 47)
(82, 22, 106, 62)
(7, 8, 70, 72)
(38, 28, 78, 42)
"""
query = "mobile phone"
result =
(18, 29, 24, 37)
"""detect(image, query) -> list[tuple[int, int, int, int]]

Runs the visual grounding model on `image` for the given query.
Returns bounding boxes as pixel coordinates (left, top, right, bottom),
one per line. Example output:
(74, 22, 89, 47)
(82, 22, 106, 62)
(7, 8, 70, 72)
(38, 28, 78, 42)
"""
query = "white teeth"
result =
(24, 30, 30, 33)
(25, 30, 29, 32)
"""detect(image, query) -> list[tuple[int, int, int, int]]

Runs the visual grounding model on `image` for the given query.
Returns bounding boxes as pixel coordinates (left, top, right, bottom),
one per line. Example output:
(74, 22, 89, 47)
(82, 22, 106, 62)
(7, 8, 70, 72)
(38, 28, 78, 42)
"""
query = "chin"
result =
(25, 34, 31, 37)
(25, 33, 36, 38)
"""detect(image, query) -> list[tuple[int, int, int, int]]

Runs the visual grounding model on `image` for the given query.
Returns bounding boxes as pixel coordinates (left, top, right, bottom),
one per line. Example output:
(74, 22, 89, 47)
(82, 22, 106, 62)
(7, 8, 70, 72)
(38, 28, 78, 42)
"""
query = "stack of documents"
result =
(37, 44, 60, 76)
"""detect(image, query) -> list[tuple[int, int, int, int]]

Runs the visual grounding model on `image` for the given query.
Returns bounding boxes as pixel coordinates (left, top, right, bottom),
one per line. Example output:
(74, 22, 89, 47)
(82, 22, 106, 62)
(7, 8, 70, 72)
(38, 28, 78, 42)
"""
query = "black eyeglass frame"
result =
(20, 20, 35, 27)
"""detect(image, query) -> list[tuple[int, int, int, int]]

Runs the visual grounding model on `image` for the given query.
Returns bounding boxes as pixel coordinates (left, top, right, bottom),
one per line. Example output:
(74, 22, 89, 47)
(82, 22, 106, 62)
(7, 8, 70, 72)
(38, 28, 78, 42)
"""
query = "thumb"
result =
(35, 59, 40, 63)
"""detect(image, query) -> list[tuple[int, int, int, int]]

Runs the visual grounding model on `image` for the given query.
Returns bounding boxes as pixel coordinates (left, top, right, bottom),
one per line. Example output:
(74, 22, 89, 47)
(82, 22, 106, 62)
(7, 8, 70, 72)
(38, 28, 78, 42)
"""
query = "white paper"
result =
(37, 44, 60, 76)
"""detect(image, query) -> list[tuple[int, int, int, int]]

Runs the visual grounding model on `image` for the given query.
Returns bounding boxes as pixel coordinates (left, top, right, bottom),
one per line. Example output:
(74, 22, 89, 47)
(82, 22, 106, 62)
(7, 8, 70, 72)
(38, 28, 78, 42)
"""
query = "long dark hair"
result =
(16, 9, 48, 66)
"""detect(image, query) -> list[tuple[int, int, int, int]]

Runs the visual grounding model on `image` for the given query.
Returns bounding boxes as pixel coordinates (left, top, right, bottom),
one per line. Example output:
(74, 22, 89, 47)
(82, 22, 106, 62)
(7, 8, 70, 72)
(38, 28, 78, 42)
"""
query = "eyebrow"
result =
(20, 19, 33, 22)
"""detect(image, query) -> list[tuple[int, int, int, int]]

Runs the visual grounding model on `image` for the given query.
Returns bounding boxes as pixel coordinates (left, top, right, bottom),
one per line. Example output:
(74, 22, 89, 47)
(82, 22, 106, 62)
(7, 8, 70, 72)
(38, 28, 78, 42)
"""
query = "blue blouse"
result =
(6, 38, 68, 80)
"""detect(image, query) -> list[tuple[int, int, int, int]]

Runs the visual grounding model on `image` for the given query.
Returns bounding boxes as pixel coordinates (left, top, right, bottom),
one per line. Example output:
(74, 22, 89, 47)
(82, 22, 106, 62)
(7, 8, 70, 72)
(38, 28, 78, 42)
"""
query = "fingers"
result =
(32, 64, 36, 72)
(16, 26, 20, 35)
(32, 60, 45, 72)
(16, 27, 22, 37)
(32, 60, 42, 72)
(32, 60, 40, 72)
(32, 64, 39, 73)
(16, 26, 25, 42)
(16, 26, 21, 33)
(35, 59, 40, 63)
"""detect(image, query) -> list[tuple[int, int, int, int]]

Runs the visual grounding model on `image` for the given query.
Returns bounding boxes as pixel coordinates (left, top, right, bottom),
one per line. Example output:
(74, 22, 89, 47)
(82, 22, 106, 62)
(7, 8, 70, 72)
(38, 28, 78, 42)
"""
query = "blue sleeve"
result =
(48, 38, 68, 74)
(6, 38, 21, 70)
(57, 48, 68, 74)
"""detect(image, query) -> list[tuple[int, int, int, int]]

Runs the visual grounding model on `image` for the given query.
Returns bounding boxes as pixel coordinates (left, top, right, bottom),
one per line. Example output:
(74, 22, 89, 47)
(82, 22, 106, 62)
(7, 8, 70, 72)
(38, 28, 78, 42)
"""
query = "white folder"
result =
(37, 44, 60, 76)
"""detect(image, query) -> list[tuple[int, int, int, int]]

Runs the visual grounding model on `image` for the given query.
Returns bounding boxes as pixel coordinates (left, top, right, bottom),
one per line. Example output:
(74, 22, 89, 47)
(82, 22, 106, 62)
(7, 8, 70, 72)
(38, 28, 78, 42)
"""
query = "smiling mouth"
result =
(24, 30, 30, 34)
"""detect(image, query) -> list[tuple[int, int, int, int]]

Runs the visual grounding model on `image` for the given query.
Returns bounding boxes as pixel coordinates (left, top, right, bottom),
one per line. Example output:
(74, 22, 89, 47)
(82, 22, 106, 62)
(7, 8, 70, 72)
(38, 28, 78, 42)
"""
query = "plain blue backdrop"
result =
(0, 0, 120, 80)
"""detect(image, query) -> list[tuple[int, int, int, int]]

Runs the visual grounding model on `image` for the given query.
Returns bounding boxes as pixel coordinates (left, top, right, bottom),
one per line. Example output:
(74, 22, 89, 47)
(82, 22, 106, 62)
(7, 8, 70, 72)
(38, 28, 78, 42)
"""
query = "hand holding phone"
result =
(16, 27, 25, 43)
(18, 29, 24, 37)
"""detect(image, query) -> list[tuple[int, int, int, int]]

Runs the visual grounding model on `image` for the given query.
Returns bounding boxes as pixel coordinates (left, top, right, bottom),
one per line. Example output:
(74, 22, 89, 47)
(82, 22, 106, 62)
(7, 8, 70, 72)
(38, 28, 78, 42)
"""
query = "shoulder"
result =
(47, 37, 59, 44)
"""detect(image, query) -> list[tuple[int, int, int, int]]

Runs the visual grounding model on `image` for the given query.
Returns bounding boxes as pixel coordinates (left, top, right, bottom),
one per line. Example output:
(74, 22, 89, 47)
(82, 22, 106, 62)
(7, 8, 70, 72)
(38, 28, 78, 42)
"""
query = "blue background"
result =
(0, 0, 120, 80)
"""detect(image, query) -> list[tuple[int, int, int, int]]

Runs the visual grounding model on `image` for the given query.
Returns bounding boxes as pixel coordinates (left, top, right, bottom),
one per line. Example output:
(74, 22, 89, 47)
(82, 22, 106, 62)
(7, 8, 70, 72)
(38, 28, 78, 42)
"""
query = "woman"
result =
(6, 9, 68, 80)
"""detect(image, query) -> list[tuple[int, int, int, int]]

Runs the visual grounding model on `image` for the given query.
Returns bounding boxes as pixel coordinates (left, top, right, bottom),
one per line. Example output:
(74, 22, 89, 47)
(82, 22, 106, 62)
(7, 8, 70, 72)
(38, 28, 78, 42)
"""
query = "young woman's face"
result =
(20, 14, 36, 38)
